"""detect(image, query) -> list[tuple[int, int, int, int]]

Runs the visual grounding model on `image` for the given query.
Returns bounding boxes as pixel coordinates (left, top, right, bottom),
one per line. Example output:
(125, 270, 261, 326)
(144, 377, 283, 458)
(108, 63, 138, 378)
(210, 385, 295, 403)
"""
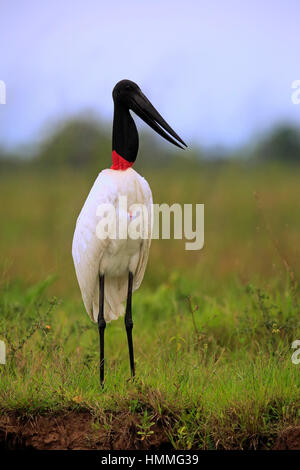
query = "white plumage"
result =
(72, 167, 152, 322)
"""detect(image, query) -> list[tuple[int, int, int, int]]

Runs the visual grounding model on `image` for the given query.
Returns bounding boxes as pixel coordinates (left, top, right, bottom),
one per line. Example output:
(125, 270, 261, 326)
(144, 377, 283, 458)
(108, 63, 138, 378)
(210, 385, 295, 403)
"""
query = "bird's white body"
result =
(72, 168, 152, 322)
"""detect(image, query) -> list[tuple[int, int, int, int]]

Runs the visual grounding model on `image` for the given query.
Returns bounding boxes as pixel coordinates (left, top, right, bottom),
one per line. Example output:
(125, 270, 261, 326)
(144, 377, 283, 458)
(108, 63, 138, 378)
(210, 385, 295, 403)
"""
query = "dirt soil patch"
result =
(1, 412, 300, 450)
(273, 426, 300, 450)
(0, 411, 172, 450)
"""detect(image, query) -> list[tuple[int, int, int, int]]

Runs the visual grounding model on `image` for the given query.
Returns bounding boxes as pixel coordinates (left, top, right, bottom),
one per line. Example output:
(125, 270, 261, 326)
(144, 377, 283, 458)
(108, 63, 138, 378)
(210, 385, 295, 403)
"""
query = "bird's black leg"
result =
(98, 274, 106, 387)
(125, 271, 135, 378)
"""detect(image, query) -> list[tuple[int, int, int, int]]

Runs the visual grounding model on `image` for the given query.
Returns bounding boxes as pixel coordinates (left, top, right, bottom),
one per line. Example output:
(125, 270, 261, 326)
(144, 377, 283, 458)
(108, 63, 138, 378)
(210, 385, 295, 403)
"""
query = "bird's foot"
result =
(127, 375, 136, 384)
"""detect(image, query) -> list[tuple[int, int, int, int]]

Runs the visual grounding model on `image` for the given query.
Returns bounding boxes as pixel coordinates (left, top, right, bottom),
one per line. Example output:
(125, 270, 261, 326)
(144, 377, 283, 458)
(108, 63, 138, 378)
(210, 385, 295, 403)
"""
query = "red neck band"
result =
(111, 150, 134, 170)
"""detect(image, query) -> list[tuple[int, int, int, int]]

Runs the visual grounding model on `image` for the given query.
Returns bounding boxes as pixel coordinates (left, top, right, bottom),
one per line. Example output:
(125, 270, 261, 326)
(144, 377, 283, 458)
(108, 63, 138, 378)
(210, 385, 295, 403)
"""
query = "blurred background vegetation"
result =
(2, 116, 300, 170)
(1, 117, 300, 301)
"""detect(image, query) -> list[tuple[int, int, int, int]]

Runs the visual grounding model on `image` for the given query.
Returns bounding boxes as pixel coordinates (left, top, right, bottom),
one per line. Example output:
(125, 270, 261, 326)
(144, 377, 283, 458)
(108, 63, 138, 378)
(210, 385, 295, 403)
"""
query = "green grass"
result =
(0, 164, 300, 449)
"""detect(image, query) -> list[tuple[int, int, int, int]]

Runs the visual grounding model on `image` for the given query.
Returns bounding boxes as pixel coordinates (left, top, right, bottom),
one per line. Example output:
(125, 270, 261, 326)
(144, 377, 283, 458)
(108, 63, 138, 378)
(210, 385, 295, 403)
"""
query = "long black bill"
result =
(130, 91, 187, 149)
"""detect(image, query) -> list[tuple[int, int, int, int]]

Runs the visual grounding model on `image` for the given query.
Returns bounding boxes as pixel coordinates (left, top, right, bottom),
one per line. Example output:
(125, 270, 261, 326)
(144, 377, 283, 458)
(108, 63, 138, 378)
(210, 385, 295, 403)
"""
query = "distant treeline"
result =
(1, 116, 300, 171)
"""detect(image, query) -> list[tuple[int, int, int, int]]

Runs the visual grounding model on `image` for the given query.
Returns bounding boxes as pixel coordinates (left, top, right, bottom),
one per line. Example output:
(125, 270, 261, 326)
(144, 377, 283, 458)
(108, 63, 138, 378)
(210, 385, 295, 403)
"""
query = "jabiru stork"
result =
(72, 79, 186, 386)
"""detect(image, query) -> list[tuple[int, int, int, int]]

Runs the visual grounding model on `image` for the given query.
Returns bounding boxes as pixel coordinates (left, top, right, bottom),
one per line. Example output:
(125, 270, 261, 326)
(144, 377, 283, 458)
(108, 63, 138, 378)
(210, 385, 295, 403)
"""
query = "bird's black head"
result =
(112, 79, 187, 165)
(112, 79, 141, 107)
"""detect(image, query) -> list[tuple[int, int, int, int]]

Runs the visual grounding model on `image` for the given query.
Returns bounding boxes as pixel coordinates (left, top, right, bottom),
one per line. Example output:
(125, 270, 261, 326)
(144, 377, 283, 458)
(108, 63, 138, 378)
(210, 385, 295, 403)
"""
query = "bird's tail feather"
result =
(92, 274, 128, 322)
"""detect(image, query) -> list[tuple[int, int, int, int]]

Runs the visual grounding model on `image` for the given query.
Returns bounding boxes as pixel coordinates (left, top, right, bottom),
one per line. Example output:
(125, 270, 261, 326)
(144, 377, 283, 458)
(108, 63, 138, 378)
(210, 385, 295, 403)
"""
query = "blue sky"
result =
(0, 0, 300, 150)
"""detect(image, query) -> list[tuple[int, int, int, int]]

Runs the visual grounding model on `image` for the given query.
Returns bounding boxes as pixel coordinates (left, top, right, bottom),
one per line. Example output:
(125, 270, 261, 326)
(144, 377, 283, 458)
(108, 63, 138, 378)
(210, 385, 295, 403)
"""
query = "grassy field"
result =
(0, 163, 300, 449)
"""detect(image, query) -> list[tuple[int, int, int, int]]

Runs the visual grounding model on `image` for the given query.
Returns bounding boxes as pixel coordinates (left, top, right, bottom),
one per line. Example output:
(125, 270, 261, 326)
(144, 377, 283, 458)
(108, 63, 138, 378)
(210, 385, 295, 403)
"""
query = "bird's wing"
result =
(133, 175, 153, 292)
(72, 171, 117, 320)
